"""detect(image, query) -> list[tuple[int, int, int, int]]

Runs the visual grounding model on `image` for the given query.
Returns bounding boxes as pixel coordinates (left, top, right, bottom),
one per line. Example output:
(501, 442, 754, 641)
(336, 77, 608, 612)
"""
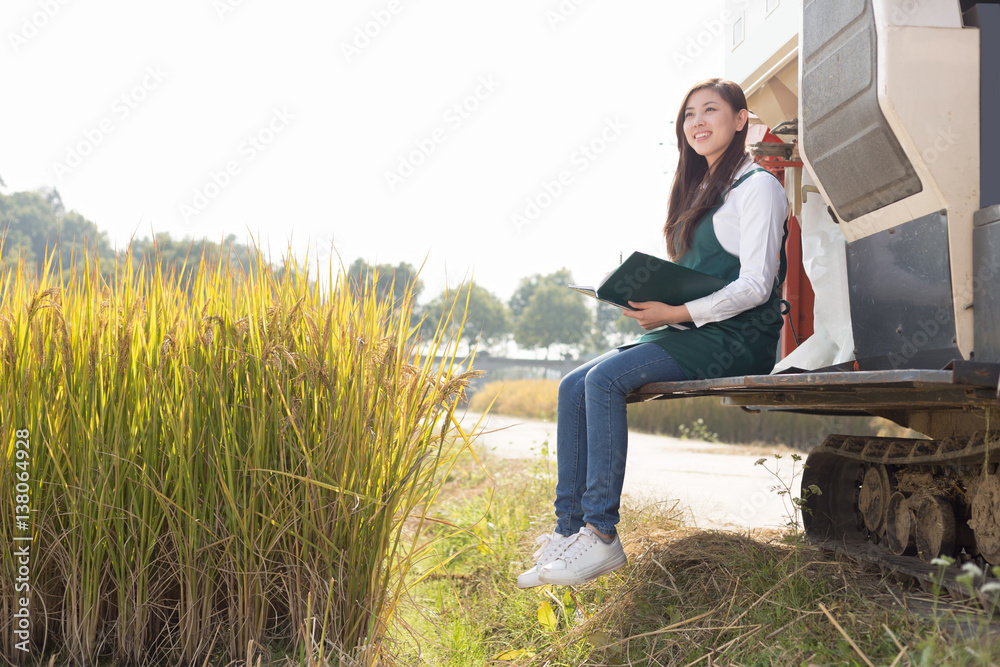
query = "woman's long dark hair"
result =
(663, 78, 750, 259)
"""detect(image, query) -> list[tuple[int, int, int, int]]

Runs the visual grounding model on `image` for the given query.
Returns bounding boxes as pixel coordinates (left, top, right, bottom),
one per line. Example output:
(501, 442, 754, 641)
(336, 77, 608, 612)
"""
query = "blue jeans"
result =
(554, 343, 687, 538)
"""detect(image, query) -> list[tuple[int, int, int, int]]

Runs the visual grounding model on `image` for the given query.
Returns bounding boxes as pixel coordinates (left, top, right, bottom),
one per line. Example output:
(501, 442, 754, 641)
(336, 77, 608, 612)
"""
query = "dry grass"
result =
(469, 379, 559, 422)
(394, 448, 1000, 666)
(527, 531, 868, 665)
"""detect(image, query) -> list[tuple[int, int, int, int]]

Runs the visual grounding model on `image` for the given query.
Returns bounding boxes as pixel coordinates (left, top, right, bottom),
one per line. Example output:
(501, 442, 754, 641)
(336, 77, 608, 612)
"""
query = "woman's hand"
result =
(622, 301, 692, 330)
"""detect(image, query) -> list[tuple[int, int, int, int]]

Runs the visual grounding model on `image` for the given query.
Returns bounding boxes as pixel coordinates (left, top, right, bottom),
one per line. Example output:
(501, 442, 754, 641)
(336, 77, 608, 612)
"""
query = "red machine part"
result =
(780, 213, 816, 356)
(756, 129, 815, 356)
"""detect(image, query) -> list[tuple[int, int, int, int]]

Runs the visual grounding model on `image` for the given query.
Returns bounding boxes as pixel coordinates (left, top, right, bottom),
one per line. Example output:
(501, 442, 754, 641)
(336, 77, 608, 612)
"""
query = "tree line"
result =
(1, 185, 637, 358)
(0, 186, 271, 287)
(355, 260, 638, 358)
(417, 267, 637, 358)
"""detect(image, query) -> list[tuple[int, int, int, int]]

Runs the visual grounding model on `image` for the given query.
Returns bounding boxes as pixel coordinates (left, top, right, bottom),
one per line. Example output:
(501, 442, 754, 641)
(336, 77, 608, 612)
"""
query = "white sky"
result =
(3, 0, 725, 303)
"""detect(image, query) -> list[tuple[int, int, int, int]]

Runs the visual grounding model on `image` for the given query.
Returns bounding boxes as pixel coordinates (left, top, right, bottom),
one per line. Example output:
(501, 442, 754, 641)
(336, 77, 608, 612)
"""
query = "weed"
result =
(755, 453, 820, 539)
(677, 417, 719, 443)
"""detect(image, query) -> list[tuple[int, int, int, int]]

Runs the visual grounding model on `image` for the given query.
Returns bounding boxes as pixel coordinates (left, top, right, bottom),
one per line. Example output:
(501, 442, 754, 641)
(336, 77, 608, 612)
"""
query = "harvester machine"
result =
(631, 0, 1000, 598)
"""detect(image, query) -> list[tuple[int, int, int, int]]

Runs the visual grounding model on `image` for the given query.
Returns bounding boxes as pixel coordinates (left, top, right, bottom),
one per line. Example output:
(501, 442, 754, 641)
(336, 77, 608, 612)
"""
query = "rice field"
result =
(0, 244, 477, 665)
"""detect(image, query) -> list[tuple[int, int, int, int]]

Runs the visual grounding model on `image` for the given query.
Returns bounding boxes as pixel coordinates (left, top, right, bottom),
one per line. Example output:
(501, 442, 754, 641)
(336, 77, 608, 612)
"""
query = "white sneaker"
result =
(517, 530, 572, 589)
(538, 526, 626, 586)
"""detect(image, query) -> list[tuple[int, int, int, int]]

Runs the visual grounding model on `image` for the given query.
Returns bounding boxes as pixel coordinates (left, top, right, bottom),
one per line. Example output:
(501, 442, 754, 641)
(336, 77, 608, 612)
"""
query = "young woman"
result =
(518, 78, 789, 588)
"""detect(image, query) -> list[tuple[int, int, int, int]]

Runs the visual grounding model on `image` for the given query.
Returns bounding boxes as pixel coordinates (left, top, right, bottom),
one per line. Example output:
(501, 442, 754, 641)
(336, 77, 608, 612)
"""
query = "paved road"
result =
(458, 410, 804, 532)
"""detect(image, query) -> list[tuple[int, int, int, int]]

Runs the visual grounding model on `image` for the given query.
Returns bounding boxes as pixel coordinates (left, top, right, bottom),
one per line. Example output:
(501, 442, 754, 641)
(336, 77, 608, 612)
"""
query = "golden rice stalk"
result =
(0, 240, 479, 666)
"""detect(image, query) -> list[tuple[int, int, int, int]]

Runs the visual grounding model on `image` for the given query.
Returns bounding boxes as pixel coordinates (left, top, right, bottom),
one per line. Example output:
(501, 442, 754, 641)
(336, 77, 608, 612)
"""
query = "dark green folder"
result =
(568, 251, 729, 311)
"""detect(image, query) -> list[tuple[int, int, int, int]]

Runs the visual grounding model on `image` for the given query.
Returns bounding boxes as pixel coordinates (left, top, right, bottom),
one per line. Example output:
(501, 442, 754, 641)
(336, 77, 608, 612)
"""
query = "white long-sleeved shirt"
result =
(683, 155, 789, 328)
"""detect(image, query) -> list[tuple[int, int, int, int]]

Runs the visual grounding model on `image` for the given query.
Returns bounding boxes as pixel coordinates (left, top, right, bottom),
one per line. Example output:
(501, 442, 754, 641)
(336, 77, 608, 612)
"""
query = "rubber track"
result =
(803, 433, 1000, 601)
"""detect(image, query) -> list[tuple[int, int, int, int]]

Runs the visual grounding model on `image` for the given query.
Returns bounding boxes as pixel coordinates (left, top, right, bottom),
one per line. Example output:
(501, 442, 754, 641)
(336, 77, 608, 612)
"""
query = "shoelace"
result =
(554, 528, 598, 564)
(532, 533, 565, 563)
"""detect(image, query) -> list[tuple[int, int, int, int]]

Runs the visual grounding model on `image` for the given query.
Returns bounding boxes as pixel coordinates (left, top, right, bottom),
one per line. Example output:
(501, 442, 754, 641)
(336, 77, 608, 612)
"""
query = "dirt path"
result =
(458, 410, 804, 532)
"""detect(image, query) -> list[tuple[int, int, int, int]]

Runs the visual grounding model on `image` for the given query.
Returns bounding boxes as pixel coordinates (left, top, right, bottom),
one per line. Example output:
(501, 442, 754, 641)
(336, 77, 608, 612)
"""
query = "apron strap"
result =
(725, 166, 769, 194)
(726, 166, 796, 341)
(721, 166, 789, 288)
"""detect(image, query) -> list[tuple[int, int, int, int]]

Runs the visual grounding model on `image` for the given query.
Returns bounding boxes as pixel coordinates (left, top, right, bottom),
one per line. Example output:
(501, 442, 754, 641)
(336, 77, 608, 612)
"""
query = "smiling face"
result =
(682, 87, 749, 170)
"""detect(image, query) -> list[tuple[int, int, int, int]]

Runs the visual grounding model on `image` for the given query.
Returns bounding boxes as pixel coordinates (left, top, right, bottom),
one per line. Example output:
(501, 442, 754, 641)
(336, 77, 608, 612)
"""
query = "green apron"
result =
(626, 167, 787, 380)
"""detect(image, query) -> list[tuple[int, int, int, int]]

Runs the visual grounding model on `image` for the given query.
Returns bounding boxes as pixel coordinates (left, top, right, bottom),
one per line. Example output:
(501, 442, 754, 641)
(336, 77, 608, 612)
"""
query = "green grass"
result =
(392, 443, 1000, 666)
